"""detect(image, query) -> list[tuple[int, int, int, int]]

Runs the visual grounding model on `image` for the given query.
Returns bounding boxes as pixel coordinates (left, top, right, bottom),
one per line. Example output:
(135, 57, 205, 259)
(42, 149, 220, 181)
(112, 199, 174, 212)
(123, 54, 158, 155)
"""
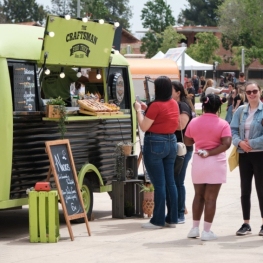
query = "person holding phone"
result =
(134, 76, 179, 229)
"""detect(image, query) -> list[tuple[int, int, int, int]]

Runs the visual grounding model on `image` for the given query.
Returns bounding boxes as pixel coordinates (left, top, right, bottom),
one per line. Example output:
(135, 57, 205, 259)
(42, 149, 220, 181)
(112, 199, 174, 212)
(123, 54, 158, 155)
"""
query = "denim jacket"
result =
(230, 102, 263, 153)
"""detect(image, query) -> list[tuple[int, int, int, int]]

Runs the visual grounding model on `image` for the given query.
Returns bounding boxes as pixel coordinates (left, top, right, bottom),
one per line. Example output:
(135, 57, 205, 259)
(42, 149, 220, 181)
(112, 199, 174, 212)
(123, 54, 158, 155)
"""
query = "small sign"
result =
(45, 139, 91, 240)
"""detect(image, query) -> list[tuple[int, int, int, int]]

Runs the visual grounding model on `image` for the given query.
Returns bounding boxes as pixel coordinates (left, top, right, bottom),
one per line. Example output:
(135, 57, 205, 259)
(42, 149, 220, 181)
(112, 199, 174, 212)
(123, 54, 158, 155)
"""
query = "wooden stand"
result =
(112, 179, 144, 219)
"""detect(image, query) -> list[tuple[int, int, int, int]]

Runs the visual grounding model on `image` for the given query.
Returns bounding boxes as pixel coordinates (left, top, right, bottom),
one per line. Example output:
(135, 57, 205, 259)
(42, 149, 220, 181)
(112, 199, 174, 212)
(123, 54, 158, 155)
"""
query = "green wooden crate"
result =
(29, 190, 60, 243)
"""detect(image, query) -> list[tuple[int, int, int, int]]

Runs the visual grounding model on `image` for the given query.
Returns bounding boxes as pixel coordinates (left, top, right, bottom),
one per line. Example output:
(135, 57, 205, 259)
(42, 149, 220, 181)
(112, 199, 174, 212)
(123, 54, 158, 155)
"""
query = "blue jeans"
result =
(225, 105, 233, 124)
(143, 133, 178, 226)
(174, 149, 193, 220)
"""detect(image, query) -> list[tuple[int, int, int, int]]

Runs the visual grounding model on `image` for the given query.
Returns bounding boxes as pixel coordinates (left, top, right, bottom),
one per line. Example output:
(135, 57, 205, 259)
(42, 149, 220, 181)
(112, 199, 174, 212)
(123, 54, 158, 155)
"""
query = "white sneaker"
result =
(165, 222, 176, 228)
(142, 222, 162, 229)
(187, 227, 200, 238)
(201, 230, 218, 241)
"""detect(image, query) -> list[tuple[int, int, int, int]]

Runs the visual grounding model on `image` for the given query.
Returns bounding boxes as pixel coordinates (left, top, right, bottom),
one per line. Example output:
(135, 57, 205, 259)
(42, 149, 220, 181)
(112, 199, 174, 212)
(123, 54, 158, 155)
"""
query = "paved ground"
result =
(1, 146, 263, 263)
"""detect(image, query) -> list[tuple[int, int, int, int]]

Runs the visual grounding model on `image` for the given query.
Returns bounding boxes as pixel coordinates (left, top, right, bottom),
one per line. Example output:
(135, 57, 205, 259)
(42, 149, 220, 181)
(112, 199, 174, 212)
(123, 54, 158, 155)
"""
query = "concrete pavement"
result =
(1, 146, 263, 263)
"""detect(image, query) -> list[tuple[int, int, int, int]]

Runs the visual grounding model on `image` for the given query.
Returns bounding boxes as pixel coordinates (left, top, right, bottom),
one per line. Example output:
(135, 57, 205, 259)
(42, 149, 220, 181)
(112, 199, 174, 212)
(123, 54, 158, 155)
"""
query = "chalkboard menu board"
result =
(50, 144, 83, 215)
(8, 62, 37, 111)
(45, 140, 91, 240)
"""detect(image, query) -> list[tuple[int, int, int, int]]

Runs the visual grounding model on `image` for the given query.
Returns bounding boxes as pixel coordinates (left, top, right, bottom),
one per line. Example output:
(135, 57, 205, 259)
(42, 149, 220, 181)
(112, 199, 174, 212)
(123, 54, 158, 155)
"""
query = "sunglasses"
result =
(245, 90, 258, 95)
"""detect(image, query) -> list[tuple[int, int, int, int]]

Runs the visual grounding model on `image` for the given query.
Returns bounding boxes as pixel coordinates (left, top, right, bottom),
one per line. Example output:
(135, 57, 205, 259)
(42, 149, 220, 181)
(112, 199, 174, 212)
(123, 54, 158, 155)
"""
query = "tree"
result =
(49, 0, 132, 31)
(217, 0, 263, 74)
(0, 0, 47, 24)
(157, 26, 186, 54)
(140, 0, 175, 58)
(218, 0, 263, 48)
(177, 0, 223, 26)
(186, 32, 221, 64)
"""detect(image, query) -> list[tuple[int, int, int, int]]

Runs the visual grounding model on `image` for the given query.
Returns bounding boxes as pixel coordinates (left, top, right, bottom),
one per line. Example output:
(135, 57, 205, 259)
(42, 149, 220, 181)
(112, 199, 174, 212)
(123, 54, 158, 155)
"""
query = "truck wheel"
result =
(73, 178, 93, 223)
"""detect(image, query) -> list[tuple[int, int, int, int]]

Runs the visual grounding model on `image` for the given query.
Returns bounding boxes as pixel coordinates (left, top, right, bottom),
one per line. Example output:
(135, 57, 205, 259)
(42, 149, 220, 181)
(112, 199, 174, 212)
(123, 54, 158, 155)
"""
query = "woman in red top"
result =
(134, 76, 180, 229)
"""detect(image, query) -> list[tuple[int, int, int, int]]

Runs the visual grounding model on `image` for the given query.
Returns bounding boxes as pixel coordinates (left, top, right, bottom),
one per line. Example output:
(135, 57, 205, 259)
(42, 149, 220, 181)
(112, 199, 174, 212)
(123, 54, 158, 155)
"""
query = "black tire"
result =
(73, 178, 94, 223)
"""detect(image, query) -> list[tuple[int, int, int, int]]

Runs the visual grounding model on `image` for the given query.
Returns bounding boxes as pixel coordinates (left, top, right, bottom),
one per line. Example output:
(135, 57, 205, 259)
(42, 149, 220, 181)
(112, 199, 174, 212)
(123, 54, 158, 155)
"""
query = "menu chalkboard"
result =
(45, 140, 91, 240)
(50, 144, 83, 216)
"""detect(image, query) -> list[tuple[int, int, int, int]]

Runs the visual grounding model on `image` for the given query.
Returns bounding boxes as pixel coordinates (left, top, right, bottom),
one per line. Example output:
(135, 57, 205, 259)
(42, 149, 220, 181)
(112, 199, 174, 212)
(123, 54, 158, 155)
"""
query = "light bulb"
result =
(96, 73, 101, 79)
(44, 68, 50, 75)
(65, 15, 71, 20)
(114, 22, 120, 28)
(82, 17, 88, 23)
(115, 50, 120, 55)
(60, 72, 65, 78)
(99, 19, 104, 24)
(47, 31, 55, 37)
(76, 72, 82, 78)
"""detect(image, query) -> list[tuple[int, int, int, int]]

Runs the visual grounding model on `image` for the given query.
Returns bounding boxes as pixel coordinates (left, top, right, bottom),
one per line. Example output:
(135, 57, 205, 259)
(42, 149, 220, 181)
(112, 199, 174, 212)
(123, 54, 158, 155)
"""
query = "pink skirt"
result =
(191, 152, 227, 184)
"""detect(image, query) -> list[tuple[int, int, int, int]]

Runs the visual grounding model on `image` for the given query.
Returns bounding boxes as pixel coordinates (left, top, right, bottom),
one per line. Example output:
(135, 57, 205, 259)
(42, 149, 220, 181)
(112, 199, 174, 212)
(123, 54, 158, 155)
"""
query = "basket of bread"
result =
(78, 99, 122, 116)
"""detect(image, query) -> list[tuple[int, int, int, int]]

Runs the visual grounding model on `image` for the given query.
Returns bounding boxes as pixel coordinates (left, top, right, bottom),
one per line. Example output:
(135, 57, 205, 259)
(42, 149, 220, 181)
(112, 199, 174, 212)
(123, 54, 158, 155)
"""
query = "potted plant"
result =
(138, 183, 154, 218)
(124, 201, 134, 217)
(46, 97, 67, 139)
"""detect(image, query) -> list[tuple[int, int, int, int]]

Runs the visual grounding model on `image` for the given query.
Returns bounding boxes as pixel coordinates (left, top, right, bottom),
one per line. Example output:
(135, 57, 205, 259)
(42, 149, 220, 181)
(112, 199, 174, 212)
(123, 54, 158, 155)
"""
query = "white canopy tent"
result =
(152, 49, 213, 71)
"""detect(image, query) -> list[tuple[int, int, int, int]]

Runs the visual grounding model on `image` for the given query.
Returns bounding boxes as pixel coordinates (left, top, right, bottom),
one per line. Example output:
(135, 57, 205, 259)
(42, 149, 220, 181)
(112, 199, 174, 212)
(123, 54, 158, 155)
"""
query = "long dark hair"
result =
(145, 76, 172, 113)
(171, 80, 191, 109)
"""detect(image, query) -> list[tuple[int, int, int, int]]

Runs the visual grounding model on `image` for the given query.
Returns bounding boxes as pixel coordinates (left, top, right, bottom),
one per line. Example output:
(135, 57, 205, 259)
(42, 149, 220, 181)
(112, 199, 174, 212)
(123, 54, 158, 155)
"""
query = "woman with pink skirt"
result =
(184, 94, 232, 241)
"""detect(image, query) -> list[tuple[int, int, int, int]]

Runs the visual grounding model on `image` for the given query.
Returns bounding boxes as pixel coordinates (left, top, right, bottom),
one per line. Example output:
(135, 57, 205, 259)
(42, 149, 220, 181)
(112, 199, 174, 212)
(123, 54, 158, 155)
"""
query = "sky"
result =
(36, 0, 189, 35)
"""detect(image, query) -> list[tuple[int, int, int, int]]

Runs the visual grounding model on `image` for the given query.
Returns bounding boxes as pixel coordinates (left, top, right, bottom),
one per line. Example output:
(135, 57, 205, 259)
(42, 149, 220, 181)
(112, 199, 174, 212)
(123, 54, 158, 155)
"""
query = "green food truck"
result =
(0, 15, 137, 220)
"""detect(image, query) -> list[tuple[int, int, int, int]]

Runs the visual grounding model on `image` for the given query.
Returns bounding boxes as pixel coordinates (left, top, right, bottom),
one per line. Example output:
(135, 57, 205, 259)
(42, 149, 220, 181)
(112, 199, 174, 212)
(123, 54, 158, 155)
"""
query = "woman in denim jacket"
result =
(230, 81, 263, 237)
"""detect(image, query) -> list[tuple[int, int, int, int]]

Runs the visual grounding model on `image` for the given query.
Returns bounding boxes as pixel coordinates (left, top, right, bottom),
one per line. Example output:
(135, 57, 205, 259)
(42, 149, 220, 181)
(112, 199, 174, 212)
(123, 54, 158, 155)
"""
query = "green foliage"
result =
(157, 26, 186, 54)
(140, 0, 175, 58)
(177, 0, 223, 26)
(217, 0, 263, 71)
(48, 0, 132, 30)
(218, 0, 263, 49)
(138, 183, 154, 192)
(186, 32, 221, 63)
(0, 0, 47, 24)
(47, 97, 67, 139)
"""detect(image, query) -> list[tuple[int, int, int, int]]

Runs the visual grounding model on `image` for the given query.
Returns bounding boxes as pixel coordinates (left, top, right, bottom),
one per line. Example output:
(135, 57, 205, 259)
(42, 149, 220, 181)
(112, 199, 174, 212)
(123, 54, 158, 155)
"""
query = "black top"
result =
(175, 101, 193, 151)
(233, 94, 244, 108)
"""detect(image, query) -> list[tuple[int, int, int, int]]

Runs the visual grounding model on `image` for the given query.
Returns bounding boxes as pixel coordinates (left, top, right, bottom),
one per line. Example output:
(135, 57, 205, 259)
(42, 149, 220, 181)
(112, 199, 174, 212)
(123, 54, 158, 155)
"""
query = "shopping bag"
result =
(228, 146, 239, 172)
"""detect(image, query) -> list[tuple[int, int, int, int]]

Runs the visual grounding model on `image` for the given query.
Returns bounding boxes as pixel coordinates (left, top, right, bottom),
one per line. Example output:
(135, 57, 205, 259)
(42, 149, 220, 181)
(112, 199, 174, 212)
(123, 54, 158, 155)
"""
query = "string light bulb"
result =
(114, 22, 120, 28)
(60, 67, 65, 78)
(44, 67, 50, 75)
(46, 31, 55, 37)
(99, 19, 104, 24)
(82, 17, 88, 23)
(96, 69, 101, 79)
(76, 67, 82, 78)
(65, 14, 71, 20)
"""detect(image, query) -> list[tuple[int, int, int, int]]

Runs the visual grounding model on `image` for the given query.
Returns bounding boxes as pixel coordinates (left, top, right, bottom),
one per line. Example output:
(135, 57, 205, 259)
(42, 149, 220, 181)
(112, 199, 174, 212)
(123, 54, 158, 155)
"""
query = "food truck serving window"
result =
(8, 61, 38, 112)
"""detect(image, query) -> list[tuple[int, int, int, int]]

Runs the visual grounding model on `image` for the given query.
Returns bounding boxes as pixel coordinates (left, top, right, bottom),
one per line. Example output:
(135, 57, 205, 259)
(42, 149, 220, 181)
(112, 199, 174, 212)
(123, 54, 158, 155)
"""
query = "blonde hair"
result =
(203, 79, 214, 93)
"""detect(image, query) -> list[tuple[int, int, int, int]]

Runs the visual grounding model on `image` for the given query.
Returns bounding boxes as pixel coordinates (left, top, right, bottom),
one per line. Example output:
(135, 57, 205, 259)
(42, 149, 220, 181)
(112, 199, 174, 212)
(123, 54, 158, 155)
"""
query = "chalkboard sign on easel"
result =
(45, 139, 91, 241)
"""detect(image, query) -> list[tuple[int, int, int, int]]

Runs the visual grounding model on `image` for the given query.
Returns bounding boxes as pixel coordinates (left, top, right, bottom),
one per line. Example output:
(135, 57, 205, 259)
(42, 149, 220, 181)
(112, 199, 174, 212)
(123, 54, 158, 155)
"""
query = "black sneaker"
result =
(236, 223, 251, 236)
(259, 225, 263, 236)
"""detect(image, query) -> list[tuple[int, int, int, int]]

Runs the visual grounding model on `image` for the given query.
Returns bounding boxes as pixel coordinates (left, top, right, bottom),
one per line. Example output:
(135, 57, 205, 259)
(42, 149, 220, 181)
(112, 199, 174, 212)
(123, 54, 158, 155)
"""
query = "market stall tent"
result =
(152, 48, 213, 71)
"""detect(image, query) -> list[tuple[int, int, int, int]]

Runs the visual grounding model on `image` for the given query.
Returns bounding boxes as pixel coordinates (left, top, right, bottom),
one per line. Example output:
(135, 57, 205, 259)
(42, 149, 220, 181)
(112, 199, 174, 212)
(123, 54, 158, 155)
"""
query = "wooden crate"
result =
(46, 105, 61, 118)
(112, 180, 144, 219)
(79, 109, 111, 116)
(29, 190, 60, 243)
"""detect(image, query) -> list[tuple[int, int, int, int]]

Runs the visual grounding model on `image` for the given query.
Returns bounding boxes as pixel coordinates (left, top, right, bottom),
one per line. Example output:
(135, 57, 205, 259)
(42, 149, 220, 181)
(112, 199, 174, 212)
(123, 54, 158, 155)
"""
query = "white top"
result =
(205, 86, 222, 96)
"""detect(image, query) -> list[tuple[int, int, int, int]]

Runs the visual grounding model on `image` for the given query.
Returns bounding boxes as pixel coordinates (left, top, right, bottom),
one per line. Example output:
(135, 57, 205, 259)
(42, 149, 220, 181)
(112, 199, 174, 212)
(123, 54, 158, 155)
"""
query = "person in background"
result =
(172, 81, 193, 224)
(184, 74, 189, 89)
(235, 72, 247, 103)
(134, 76, 179, 229)
(225, 82, 235, 123)
(184, 94, 231, 241)
(230, 81, 263, 237)
(192, 75, 199, 95)
(186, 80, 195, 106)
(232, 87, 244, 113)
(199, 76, 206, 93)
(41, 66, 89, 106)
(203, 79, 225, 96)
